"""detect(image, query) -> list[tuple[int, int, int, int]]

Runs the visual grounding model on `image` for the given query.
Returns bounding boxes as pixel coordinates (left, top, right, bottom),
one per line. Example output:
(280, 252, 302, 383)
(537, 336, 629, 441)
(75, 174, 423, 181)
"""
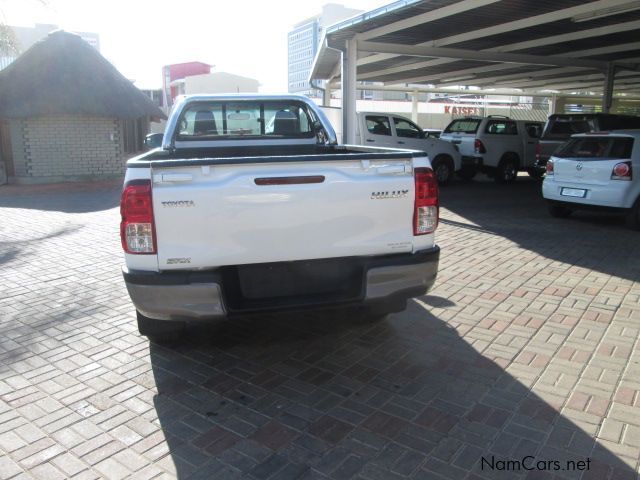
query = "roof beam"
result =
(438, 72, 640, 90)
(357, 0, 638, 67)
(388, 42, 640, 84)
(358, 0, 500, 41)
(357, 40, 609, 69)
(430, 0, 638, 48)
(392, 65, 585, 87)
(492, 19, 640, 53)
(544, 77, 640, 91)
(357, 18, 640, 81)
(328, 80, 640, 98)
(437, 67, 588, 88)
(488, 70, 640, 89)
(449, 65, 640, 88)
(359, 57, 453, 79)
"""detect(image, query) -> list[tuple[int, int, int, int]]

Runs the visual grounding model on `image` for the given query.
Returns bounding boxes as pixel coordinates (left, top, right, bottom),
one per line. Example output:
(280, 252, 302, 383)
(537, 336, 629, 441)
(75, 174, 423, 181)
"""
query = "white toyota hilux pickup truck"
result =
(121, 94, 440, 340)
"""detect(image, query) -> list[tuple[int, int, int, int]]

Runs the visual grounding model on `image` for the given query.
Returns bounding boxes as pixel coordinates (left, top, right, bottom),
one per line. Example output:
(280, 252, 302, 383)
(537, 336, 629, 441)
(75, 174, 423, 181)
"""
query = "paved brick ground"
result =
(0, 177, 639, 480)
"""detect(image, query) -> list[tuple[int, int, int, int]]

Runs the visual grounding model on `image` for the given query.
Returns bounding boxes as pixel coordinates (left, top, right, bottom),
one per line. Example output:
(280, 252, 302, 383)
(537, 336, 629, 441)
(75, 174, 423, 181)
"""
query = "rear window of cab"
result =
(555, 137, 634, 160)
(443, 119, 481, 134)
(176, 101, 315, 140)
(484, 120, 517, 135)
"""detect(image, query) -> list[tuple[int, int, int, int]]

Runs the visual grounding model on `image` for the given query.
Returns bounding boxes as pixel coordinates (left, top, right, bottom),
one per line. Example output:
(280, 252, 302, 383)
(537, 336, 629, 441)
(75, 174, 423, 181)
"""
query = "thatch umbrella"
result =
(0, 30, 165, 120)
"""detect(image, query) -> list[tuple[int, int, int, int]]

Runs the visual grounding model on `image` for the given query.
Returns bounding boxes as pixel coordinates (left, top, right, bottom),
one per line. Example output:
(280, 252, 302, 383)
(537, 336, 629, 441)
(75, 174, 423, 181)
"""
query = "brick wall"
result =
(10, 115, 125, 182)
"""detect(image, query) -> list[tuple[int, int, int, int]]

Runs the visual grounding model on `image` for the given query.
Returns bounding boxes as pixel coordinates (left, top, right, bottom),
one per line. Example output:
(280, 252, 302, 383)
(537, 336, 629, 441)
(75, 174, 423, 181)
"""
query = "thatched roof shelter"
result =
(0, 30, 165, 120)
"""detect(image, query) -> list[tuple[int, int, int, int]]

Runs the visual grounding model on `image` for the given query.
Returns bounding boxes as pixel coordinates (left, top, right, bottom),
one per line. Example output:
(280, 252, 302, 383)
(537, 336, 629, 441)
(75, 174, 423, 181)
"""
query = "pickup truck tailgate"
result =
(151, 158, 420, 270)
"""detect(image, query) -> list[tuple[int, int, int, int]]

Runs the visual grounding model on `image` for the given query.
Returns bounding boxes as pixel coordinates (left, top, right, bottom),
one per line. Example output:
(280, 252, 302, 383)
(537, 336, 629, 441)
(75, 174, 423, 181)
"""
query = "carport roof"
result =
(310, 0, 640, 96)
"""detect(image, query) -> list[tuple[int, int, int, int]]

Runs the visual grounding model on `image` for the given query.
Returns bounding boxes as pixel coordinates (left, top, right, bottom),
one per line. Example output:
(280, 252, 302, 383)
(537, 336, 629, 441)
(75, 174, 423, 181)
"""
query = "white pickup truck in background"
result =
(355, 113, 461, 185)
(122, 95, 440, 340)
(440, 116, 544, 183)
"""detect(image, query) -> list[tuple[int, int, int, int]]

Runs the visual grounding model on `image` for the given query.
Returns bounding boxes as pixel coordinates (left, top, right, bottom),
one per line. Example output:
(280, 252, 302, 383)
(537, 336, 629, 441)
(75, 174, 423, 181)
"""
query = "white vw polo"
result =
(542, 130, 640, 229)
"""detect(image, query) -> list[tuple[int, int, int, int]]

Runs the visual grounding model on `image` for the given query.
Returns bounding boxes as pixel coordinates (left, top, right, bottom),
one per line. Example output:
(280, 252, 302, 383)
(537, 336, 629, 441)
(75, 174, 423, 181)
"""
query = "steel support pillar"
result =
(411, 90, 419, 123)
(602, 63, 616, 113)
(342, 37, 357, 144)
(323, 82, 331, 106)
(549, 94, 558, 115)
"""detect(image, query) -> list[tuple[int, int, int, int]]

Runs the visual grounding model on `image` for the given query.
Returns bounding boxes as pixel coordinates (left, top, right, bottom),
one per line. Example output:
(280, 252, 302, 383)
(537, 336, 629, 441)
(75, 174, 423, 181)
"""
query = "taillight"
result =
(535, 143, 541, 162)
(414, 167, 438, 235)
(546, 160, 554, 175)
(474, 139, 486, 154)
(120, 180, 156, 254)
(611, 161, 632, 181)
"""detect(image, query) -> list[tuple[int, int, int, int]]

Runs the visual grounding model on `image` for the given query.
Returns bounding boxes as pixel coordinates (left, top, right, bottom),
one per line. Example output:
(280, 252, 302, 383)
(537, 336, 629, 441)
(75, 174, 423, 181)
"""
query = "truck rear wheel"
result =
(431, 156, 454, 186)
(137, 311, 185, 342)
(495, 156, 518, 184)
(625, 197, 640, 230)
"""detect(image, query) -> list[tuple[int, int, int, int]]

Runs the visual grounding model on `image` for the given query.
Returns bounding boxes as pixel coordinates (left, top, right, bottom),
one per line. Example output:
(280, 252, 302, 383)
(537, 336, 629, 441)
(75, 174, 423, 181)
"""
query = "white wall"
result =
(184, 72, 259, 95)
(319, 98, 550, 142)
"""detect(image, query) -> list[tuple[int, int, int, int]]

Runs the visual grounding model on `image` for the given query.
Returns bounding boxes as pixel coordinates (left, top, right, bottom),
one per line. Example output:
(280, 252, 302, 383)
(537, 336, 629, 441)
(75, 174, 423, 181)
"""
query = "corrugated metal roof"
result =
(311, 0, 640, 95)
(325, 0, 456, 38)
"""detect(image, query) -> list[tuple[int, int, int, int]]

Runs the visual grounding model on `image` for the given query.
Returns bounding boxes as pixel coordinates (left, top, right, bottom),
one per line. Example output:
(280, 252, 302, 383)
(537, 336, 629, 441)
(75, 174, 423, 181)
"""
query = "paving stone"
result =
(248, 453, 289, 479)
(93, 457, 131, 480)
(2, 180, 640, 480)
(51, 452, 88, 477)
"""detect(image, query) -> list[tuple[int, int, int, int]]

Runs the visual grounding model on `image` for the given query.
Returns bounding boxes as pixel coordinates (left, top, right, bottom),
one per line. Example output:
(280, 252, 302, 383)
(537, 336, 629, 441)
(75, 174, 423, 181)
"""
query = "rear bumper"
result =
(122, 247, 440, 321)
(542, 178, 637, 209)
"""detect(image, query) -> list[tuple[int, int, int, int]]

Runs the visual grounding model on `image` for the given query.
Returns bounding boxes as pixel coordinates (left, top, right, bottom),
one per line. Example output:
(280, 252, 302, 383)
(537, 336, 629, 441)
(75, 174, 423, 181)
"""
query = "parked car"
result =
(355, 112, 461, 185)
(121, 94, 440, 340)
(542, 130, 640, 229)
(537, 113, 640, 169)
(440, 116, 544, 183)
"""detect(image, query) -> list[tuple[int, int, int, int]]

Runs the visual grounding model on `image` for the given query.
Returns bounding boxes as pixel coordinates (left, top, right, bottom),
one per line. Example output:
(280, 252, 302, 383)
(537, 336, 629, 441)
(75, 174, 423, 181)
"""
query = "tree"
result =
(0, 23, 18, 55)
(0, 1, 47, 56)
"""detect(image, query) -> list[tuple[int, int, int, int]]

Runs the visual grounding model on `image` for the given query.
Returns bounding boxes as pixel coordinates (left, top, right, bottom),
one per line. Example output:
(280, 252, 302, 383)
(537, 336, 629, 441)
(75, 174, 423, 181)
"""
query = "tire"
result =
(137, 311, 185, 342)
(457, 167, 477, 181)
(547, 203, 573, 218)
(527, 168, 544, 179)
(625, 197, 640, 230)
(431, 156, 454, 186)
(495, 156, 519, 184)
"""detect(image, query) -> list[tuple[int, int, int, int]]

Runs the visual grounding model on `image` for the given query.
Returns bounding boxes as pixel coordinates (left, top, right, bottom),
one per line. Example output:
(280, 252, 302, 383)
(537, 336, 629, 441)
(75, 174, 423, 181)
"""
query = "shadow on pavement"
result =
(0, 180, 121, 213)
(0, 225, 81, 267)
(440, 177, 640, 282)
(421, 295, 456, 308)
(148, 303, 636, 479)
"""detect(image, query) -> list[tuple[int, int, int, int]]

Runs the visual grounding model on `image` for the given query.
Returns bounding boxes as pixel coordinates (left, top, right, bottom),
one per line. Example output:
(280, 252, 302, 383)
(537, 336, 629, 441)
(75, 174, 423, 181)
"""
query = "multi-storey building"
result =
(162, 61, 212, 109)
(288, 4, 362, 97)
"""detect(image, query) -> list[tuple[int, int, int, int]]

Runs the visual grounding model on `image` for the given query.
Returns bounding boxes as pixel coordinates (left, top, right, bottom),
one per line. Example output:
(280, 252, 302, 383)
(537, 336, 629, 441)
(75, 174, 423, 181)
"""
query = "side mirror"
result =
(144, 133, 164, 149)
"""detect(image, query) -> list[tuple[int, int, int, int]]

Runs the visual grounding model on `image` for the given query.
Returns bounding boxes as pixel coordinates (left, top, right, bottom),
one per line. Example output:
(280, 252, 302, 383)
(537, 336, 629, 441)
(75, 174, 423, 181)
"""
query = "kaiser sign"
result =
(444, 106, 481, 116)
